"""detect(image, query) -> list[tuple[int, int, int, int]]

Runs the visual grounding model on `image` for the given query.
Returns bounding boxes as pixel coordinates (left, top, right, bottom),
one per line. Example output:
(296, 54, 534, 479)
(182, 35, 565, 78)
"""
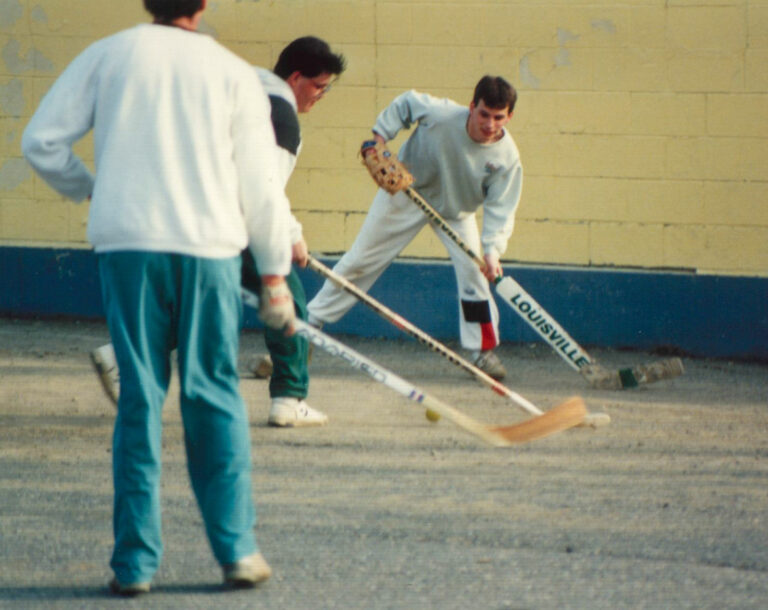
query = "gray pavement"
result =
(1, 318, 766, 609)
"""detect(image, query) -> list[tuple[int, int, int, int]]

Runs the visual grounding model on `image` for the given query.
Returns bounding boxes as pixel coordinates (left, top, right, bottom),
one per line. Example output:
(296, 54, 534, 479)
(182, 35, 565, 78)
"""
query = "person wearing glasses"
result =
(243, 36, 346, 426)
(90, 36, 346, 428)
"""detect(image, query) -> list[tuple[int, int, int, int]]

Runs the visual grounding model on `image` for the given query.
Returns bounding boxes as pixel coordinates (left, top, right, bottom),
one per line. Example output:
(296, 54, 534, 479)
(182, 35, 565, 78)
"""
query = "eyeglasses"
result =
(309, 76, 337, 95)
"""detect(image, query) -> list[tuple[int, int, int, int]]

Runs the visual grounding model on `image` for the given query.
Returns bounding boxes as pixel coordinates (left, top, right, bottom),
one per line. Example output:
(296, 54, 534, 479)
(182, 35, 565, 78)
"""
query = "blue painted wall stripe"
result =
(1, 246, 766, 360)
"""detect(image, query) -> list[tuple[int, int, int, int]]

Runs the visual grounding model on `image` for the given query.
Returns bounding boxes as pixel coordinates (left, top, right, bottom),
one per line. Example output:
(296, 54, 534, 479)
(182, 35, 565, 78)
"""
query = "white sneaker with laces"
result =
(91, 343, 120, 406)
(268, 397, 328, 427)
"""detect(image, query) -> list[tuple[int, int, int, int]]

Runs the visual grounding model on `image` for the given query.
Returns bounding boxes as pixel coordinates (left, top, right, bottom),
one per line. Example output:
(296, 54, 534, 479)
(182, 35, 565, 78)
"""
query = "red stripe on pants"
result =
(480, 322, 496, 351)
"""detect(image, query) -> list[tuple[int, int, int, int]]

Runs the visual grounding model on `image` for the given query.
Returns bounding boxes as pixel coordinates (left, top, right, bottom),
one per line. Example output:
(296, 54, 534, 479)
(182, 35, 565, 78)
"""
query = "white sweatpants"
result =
(307, 189, 500, 351)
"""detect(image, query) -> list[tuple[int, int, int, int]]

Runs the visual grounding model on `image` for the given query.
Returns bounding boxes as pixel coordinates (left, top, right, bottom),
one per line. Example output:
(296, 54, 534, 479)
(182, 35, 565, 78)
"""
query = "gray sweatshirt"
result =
(373, 90, 523, 258)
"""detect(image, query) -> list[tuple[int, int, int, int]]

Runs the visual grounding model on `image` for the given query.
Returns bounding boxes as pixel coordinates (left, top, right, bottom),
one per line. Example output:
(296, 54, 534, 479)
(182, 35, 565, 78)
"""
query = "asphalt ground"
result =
(1, 317, 766, 609)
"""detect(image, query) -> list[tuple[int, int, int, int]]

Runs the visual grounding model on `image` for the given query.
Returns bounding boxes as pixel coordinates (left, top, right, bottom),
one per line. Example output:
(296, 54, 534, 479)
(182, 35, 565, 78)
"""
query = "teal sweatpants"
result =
(241, 250, 309, 399)
(98, 251, 257, 584)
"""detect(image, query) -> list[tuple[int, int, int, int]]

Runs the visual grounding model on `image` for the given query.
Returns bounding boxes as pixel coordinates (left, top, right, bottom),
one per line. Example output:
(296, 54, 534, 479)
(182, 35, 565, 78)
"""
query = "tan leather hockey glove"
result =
(259, 279, 295, 331)
(360, 139, 414, 194)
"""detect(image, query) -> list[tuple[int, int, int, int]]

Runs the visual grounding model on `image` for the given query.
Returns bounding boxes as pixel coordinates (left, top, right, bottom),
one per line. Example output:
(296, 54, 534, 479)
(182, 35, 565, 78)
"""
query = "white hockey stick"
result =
(402, 185, 684, 390)
(242, 288, 586, 446)
(307, 254, 609, 428)
(492, 275, 684, 388)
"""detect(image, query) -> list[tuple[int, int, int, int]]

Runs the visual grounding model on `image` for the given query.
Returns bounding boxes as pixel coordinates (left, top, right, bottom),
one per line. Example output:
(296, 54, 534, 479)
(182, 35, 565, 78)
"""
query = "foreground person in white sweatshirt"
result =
(22, 0, 293, 597)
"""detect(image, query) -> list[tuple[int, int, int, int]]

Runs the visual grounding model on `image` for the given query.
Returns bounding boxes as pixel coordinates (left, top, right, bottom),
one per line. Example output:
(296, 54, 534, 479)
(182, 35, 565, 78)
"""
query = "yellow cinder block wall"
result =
(3, 0, 767, 276)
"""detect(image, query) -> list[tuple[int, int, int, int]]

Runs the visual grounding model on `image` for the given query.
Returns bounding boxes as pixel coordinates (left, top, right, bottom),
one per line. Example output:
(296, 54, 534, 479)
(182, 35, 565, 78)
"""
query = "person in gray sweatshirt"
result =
(308, 76, 522, 380)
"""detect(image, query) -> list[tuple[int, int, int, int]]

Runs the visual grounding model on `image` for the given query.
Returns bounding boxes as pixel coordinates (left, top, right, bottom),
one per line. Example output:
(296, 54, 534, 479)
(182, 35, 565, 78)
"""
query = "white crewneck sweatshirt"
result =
(22, 24, 291, 275)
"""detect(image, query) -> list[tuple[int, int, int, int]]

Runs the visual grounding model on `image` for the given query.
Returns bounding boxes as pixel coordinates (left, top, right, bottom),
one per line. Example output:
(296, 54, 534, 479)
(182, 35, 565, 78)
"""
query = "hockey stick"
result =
(402, 185, 684, 390)
(242, 288, 586, 446)
(307, 254, 608, 428)
(492, 275, 685, 388)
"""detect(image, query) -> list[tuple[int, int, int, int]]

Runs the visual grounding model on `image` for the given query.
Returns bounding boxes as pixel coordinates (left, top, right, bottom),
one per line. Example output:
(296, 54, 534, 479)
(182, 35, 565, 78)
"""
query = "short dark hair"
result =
(144, 0, 203, 21)
(472, 76, 517, 113)
(273, 36, 347, 80)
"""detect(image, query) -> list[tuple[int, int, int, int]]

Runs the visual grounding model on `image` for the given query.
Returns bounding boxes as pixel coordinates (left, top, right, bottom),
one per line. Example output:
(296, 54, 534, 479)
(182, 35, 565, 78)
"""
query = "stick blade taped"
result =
(491, 396, 587, 444)
(619, 357, 685, 388)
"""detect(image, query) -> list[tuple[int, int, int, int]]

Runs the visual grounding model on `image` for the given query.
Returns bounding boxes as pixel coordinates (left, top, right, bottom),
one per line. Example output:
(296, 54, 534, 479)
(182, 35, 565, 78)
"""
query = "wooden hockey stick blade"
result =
(418, 395, 513, 447)
(425, 399, 608, 431)
(491, 396, 587, 444)
(422, 394, 588, 446)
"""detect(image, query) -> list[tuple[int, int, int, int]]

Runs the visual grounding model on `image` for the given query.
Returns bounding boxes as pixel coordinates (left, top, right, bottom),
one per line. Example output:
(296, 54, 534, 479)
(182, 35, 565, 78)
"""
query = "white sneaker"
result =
(90, 343, 119, 406)
(109, 577, 151, 597)
(222, 551, 272, 588)
(268, 397, 328, 427)
(249, 354, 273, 379)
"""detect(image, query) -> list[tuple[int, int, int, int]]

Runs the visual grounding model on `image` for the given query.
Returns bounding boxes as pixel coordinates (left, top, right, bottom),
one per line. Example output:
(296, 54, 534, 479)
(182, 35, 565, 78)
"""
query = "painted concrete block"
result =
(708, 94, 768, 138)
(305, 2, 376, 44)
(593, 48, 669, 91)
(298, 210, 347, 253)
(28, 2, 144, 38)
(667, 7, 746, 52)
(307, 86, 377, 128)
(557, 134, 666, 179)
(518, 47, 594, 91)
(507, 219, 591, 265)
(0, 155, 33, 200)
(299, 127, 366, 169)
(630, 93, 706, 136)
(590, 222, 665, 267)
(746, 49, 768, 92)
(288, 169, 373, 214)
(629, 7, 666, 48)
(375, 4, 412, 45)
(704, 182, 768, 226)
(664, 224, 768, 273)
(626, 180, 706, 225)
(331, 44, 376, 87)
(555, 92, 631, 134)
(2, 197, 68, 241)
(205, 2, 309, 42)
(667, 51, 744, 92)
(749, 6, 768, 48)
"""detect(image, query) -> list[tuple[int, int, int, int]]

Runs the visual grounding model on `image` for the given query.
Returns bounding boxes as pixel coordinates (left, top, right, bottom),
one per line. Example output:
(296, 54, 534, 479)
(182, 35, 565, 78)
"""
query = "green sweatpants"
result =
(99, 251, 257, 584)
(241, 250, 309, 399)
